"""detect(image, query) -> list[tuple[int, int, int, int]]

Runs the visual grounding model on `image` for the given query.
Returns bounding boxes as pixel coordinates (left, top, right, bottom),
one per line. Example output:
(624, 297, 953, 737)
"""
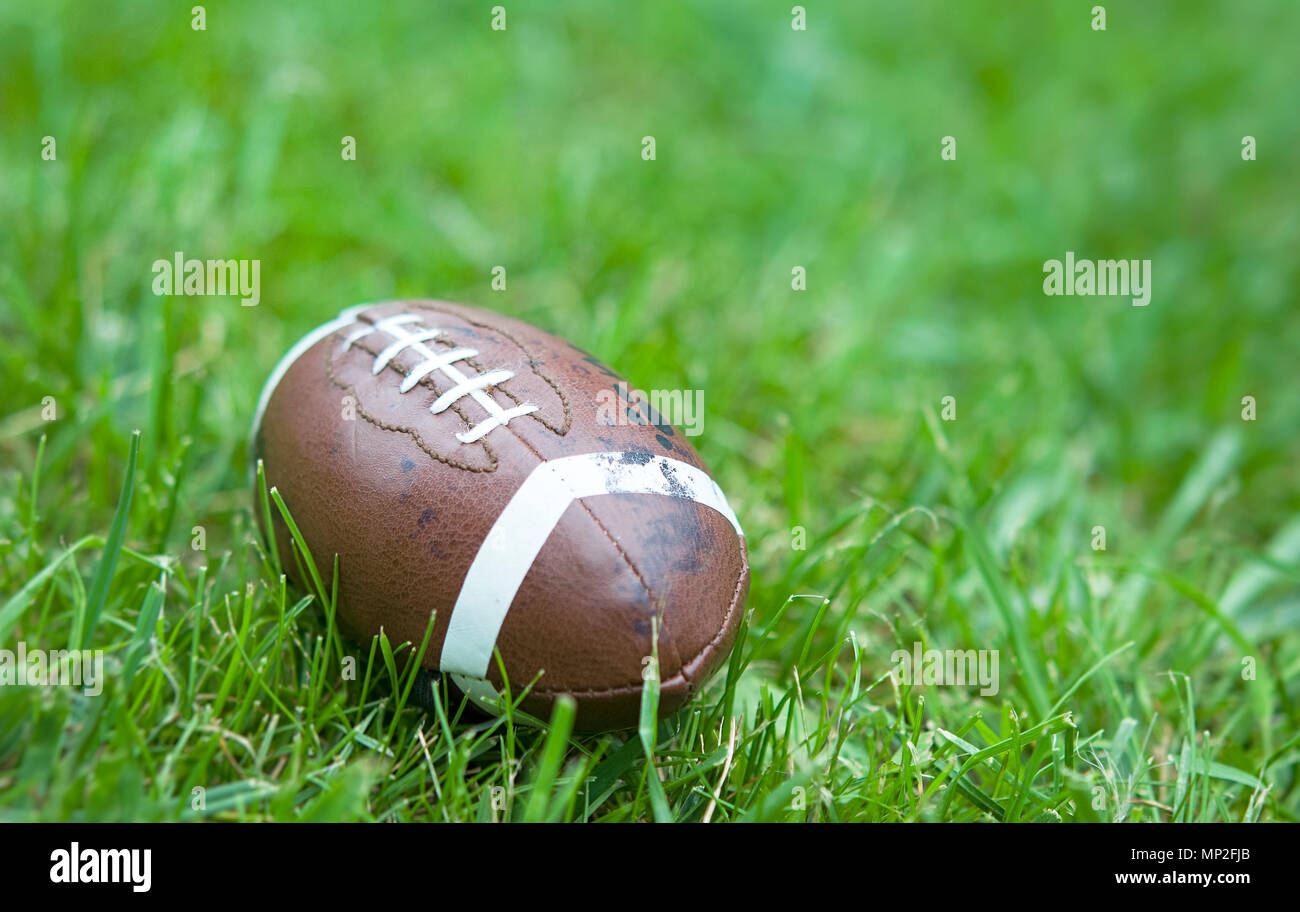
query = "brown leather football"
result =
(250, 300, 748, 731)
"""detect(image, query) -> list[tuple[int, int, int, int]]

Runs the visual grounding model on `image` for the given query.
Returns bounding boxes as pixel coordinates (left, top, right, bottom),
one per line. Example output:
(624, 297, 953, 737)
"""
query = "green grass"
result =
(1, 0, 1298, 822)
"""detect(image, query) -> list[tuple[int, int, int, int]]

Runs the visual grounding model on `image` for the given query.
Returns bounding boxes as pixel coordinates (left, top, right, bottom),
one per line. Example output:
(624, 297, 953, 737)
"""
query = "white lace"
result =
(341, 314, 538, 443)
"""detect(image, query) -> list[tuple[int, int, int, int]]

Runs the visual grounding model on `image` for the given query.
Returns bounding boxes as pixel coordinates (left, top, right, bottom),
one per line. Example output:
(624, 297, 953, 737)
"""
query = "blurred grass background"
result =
(1, 0, 1298, 821)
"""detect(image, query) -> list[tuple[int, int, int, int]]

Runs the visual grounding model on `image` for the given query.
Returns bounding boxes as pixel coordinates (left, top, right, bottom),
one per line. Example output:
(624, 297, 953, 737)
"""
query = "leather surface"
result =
(253, 300, 750, 730)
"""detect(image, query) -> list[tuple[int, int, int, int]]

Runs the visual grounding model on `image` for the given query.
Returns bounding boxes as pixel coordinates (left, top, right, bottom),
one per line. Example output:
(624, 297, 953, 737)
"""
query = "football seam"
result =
(327, 309, 573, 470)
(438, 311, 670, 660)
(422, 302, 573, 436)
(324, 342, 501, 473)
(524, 545, 748, 698)
(495, 418, 666, 663)
(339, 334, 491, 435)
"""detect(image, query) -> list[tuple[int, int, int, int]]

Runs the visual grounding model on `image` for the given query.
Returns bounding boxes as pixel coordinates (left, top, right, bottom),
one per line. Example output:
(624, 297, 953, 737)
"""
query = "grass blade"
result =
(80, 430, 140, 649)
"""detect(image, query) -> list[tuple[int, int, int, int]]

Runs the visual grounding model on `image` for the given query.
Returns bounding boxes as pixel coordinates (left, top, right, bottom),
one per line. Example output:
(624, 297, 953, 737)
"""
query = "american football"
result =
(250, 300, 749, 730)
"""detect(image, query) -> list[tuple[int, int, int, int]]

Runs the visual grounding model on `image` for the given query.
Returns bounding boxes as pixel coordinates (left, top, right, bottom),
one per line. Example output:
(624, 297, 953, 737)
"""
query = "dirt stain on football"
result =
(400, 456, 416, 473)
(640, 507, 710, 575)
(657, 460, 691, 499)
(619, 448, 653, 466)
(414, 508, 445, 557)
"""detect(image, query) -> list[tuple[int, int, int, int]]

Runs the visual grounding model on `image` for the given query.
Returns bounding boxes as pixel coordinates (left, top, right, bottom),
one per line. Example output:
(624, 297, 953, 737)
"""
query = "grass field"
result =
(1, 0, 1298, 822)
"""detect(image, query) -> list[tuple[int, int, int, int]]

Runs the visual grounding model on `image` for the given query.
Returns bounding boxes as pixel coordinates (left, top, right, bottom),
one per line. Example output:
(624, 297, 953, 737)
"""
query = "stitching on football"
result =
(416, 302, 574, 436)
(324, 339, 501, 474)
